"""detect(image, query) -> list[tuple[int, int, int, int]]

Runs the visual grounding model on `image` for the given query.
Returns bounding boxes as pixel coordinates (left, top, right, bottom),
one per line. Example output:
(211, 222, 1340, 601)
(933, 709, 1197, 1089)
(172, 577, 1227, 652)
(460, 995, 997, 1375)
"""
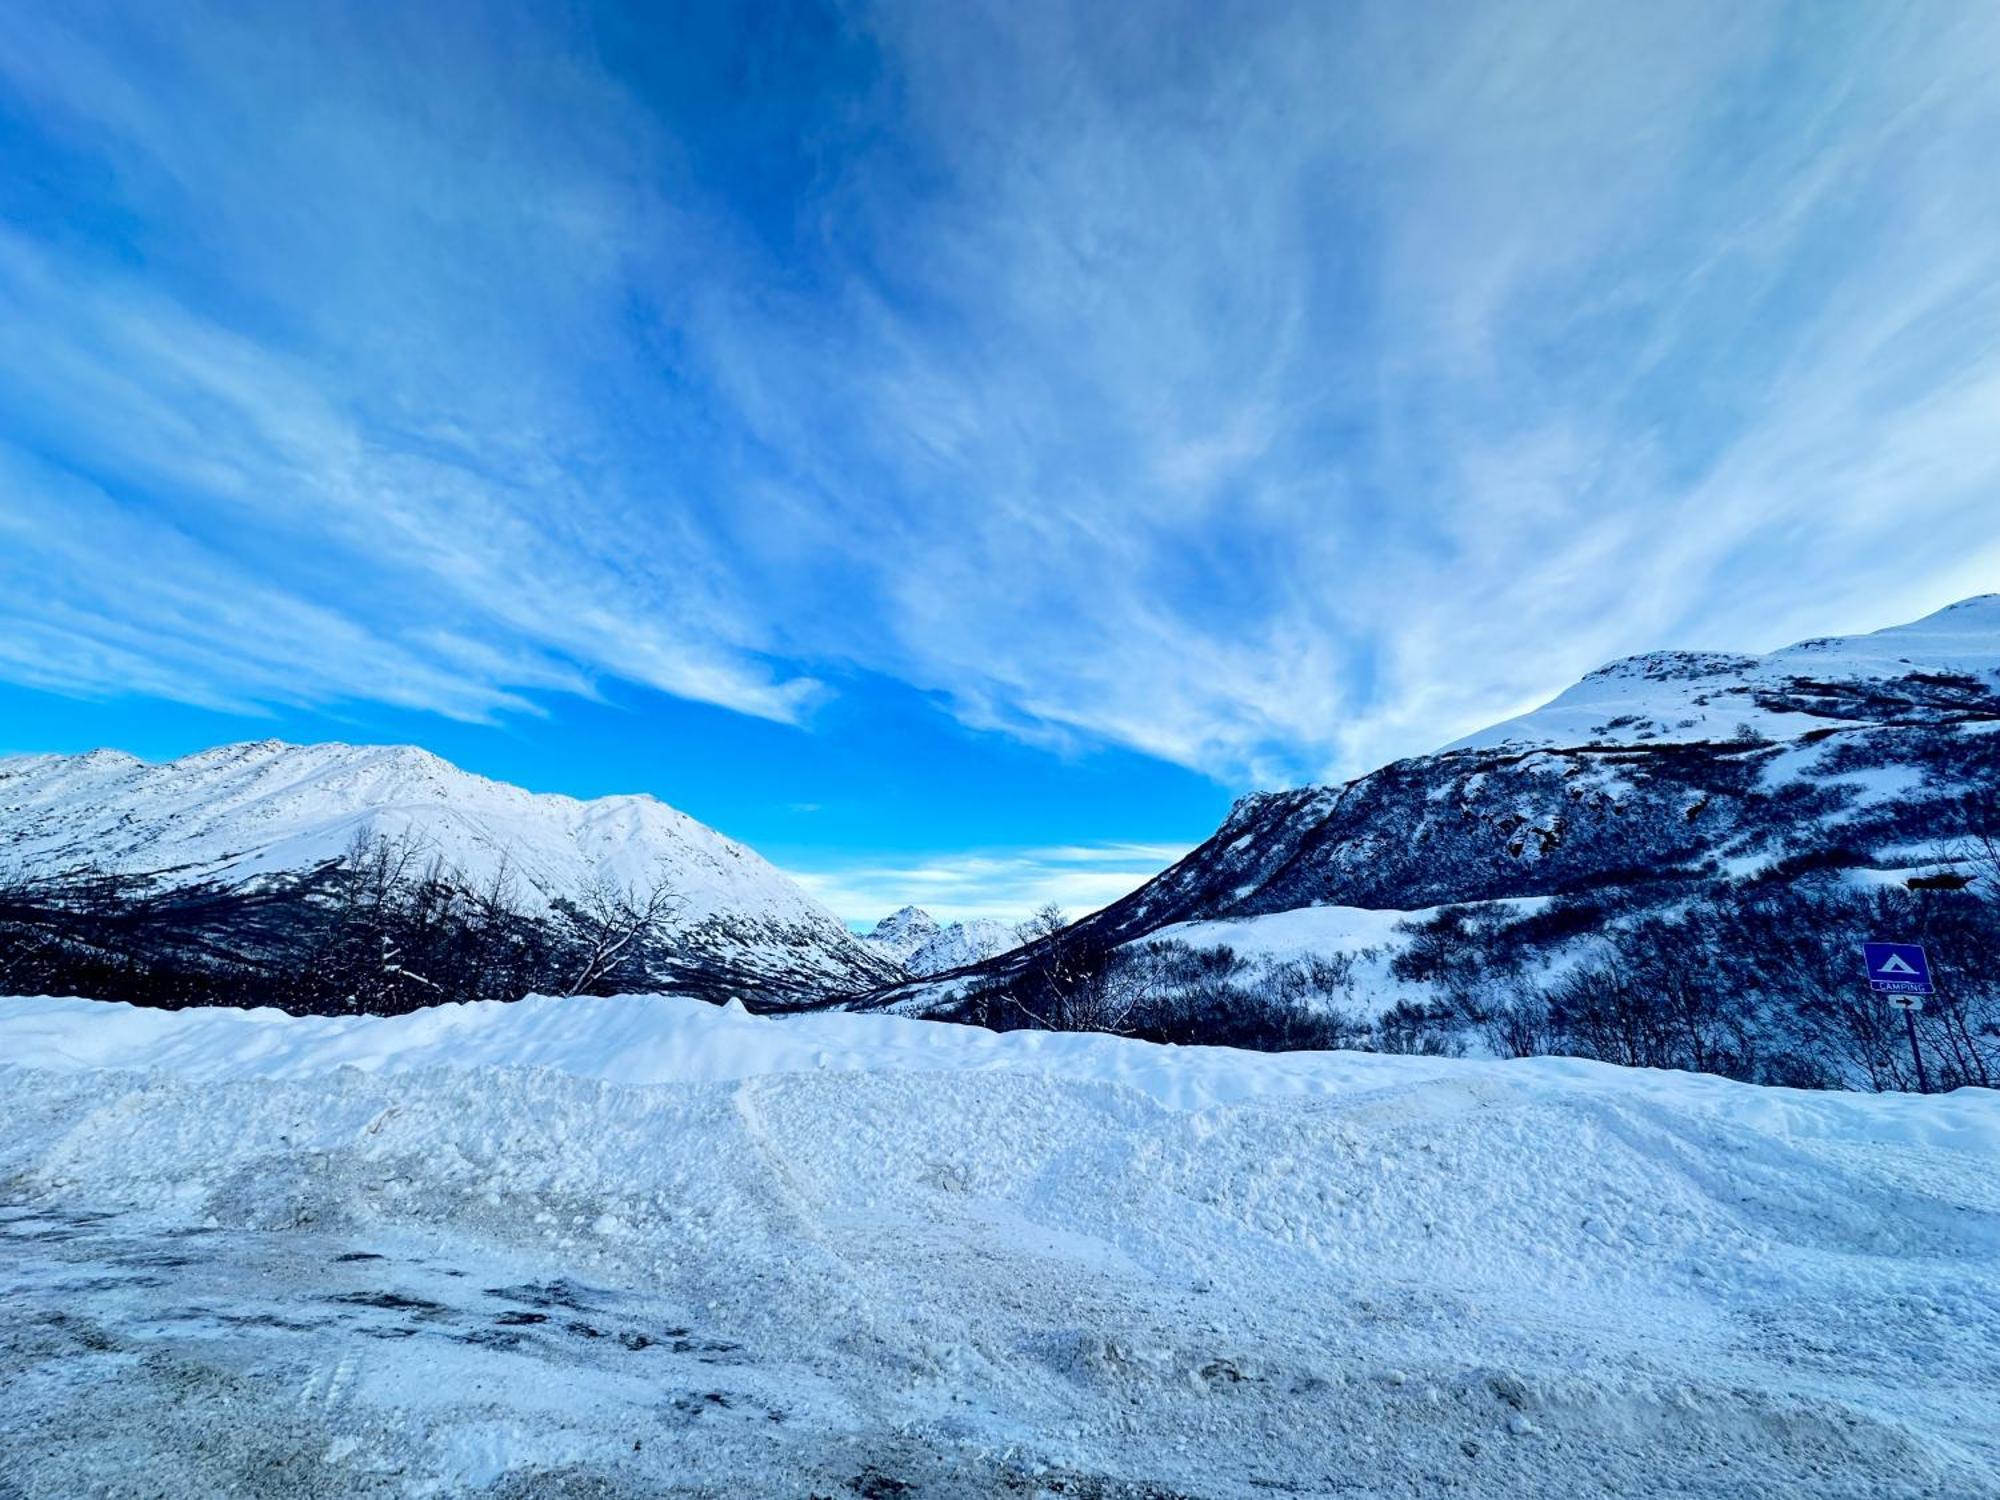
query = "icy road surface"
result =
(3, 995, 1999, 1497)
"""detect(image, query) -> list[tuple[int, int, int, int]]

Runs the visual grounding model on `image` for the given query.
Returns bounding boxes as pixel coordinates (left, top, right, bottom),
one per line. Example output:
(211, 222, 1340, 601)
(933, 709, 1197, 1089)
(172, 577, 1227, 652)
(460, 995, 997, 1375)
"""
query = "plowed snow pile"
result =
(3, 994, 1998, 1498)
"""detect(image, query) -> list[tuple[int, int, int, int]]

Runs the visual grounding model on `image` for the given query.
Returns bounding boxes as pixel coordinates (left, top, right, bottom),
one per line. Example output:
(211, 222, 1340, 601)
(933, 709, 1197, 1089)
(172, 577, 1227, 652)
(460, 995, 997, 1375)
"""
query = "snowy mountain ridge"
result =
(0, 739, 897, 997)
(860, 905, 1016, 976)
(1450, 593, 2000, 752)
(1003, 593, 2000, 944)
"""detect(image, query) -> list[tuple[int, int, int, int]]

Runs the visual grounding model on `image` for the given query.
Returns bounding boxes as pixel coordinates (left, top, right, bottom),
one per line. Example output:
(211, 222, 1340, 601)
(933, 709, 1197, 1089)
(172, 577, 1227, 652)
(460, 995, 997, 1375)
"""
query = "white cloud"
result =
(688, 0, 2000, 781)
(0, 216, 815, 726)
(4, 0, 1999, 793)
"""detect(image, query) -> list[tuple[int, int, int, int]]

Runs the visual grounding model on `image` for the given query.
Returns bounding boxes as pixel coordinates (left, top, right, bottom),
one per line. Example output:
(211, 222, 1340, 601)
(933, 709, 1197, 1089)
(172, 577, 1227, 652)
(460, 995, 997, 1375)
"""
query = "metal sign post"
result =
(1863, 942, 1934, 1093)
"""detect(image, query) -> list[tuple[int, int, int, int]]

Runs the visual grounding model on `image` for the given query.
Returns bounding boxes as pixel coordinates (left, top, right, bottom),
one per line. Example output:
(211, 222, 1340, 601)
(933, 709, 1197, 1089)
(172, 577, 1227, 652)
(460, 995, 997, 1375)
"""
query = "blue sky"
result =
(3, 1, 1999, 923)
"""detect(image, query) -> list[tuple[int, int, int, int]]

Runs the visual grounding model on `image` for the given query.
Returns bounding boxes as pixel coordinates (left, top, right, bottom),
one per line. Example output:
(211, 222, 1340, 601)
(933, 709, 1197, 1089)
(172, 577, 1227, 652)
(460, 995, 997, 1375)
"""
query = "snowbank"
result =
(5, 992, 1996, 1152)
(4, 992, 1999, 1497)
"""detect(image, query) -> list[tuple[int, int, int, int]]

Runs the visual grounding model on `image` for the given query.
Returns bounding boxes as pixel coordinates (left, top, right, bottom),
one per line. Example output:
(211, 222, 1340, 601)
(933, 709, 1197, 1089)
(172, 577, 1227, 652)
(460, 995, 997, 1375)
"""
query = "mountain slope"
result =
(847, 598, 2000, 1086)
(0, 739, 899, 1000)
(1081, 595, 2000, 937)
(1452, 593, 2000, 752)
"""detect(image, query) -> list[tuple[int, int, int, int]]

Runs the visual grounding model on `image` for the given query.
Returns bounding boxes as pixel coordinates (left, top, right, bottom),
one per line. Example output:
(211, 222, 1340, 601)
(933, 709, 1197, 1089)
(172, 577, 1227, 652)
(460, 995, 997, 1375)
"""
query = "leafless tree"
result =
(1960, 819, 2000, 906)
(555, 872, 682, 997)
(1013, 902, 1067, 949)
(0, 872, 68, 985)
(1001, 904, 1152, 1033)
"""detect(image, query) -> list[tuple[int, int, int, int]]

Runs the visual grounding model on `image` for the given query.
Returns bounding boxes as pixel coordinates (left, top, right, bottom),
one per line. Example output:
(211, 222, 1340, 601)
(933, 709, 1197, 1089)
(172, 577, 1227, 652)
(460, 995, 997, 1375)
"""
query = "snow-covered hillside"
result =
(3, 993, 1996, 1497)
(861, 905, 1016, 976)
(1451, 593, 2000, 751)
(1081, 594, 2000, 937)
(0, 740, 896, 996)
(848, 599, 2000, 1086)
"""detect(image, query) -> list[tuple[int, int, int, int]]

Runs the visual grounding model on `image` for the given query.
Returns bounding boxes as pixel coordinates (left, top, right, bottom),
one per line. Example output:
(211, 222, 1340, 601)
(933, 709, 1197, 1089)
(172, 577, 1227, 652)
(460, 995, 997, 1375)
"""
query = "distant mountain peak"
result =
(872, 905, 941, 934)
(861, 905, 1016, 976)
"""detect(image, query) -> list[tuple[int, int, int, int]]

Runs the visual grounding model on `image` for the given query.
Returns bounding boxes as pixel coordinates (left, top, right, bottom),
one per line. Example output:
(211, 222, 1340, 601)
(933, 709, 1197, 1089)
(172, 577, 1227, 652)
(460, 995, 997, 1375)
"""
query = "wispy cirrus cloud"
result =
(0, 3, 815, 728)
(3, 0, 1998, 795)
(752, 0, 2000, 779)
(0, 446, 568, 719)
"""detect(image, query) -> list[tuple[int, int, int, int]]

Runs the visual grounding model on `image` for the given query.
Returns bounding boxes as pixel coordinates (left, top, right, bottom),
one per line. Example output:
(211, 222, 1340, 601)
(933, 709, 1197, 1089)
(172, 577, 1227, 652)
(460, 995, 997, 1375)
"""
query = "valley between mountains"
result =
(6, 595, 1997, 1091)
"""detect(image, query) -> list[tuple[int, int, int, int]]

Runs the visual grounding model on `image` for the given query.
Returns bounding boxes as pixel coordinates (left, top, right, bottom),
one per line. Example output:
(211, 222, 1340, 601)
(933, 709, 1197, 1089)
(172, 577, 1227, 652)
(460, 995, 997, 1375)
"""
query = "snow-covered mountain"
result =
(849, 598, 2000, 1086)
(1081, 595, 2000, 930)
(1451, 593, 2000, 752)
(0, 739, 899, 999)
(1040, 595, 1998, 932)
(860, 906, 1016, 976)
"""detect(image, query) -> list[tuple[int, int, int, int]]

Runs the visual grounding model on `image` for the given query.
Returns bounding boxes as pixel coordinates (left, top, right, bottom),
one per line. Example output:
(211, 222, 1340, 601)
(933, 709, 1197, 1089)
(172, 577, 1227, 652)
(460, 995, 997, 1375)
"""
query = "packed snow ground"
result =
(4, 995, 1999, 1498)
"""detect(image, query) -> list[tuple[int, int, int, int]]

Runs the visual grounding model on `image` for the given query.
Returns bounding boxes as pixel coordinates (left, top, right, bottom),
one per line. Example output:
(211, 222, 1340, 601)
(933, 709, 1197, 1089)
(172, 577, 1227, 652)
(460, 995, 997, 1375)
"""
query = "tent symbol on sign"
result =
(1862, 941, 1934, 998)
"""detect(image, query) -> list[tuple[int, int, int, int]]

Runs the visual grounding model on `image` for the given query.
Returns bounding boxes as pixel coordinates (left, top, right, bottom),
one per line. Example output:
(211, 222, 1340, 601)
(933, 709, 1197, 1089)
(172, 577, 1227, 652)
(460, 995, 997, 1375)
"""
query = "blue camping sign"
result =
(1862, 941, 1934, 998)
